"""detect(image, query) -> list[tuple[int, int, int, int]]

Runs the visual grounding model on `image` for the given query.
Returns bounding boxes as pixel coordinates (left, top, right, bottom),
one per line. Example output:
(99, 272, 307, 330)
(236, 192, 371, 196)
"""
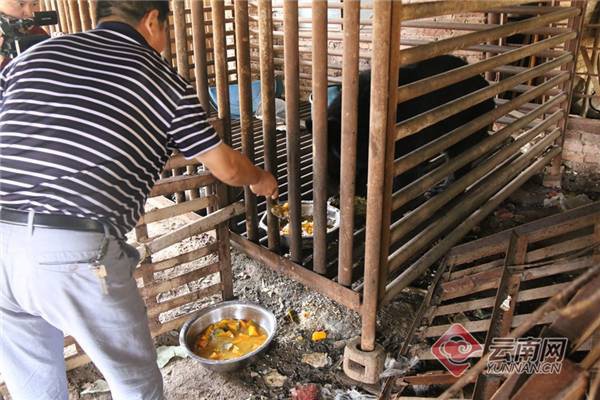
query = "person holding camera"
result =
(0, 0, 49, 70)
(0, 1, 278, 399)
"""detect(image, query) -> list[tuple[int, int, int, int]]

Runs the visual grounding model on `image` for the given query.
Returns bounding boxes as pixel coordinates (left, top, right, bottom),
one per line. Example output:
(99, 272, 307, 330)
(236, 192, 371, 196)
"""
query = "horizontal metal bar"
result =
(395, 54, 571, 141)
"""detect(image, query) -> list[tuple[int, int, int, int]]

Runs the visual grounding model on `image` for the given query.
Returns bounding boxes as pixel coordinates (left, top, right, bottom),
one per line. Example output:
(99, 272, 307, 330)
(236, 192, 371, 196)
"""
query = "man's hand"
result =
(250, 169, 278, 199)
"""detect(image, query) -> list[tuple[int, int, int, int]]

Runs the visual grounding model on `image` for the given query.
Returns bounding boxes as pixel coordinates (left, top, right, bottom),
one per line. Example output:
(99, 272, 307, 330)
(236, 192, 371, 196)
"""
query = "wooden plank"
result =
(448, 202, 600, 265)
(149, 173, 216, 197)
(139, 196, 216, 225)
(140, 262, 221, 298)
(136, 242, 219, 276)
(147, 283, 222, 318)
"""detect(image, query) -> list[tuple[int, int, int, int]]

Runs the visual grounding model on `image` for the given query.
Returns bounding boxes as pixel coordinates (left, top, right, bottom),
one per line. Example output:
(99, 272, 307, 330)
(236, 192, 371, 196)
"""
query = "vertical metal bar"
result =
(361, 0, 394, 352)
(312, 0, 329, 273)
(211, 0, 232, 145)
(257, 0, 280, 251)
(88, 0, 96, 28)
(377, 1, 402, 301)
(338, 0, 360, 285)
(173, 0, 199, 201)
(191, 0, 212, 113)
(67, 0, 82, 33)
(283, 0, 302, 262)
(77, 0, 91, 31)
(547, 0, 586, 186)
(56, 0, 71, 33)
(234, 0, 259, 243)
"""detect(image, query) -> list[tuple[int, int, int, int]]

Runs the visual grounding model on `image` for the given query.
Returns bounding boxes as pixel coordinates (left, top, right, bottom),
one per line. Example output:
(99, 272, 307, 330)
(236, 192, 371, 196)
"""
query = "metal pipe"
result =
(398, 7, 578, 66)
(396, 31, 576, 104)
(361, 0, 393, 353)
(390, 106, 564, 245)
(191, 0, 212, 113)
(234, 0, 259, 243)
(337, 0, 360, 286)
(311, 0, 329, 274)
(257, 0, 280, 250)
(282, 0, 302, 262)
(387, 129, 561, 277)
(395, 53, 572, 141)
(392, 72, 567, 179)
(383, 146, 561, 305)
(392, 104, 565, 214)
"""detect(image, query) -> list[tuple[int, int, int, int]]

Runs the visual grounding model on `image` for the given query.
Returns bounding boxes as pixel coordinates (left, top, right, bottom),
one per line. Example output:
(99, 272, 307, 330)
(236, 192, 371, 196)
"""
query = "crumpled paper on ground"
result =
(156, 345, 189, 369)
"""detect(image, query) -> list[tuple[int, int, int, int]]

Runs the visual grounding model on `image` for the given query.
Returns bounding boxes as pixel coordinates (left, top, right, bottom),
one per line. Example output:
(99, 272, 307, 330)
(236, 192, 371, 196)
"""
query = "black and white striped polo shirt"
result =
(0, 22, 221, 237)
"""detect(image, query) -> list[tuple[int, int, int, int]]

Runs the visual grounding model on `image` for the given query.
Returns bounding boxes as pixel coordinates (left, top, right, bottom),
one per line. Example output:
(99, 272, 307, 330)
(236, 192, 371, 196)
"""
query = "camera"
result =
(0, 11, 58, 58)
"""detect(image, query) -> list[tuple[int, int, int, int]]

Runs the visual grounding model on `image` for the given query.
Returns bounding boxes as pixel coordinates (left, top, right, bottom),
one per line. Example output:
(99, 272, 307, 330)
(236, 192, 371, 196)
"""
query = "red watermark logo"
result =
(431, 323, 483, 377)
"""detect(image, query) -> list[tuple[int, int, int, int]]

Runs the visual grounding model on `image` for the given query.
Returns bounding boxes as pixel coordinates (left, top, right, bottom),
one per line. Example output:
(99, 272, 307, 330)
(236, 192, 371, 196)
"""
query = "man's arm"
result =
(196, 143, 278, 199)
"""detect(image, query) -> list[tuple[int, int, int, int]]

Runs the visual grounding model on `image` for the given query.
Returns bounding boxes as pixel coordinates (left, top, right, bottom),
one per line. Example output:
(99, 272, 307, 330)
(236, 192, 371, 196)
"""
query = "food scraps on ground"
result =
(194, 319, 267, 360)
(311, 330, 328, 342)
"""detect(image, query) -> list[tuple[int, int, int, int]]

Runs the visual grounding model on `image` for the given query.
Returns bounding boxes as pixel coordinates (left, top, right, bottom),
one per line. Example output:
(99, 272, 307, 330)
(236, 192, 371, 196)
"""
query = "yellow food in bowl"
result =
(195, 319, 268, 360)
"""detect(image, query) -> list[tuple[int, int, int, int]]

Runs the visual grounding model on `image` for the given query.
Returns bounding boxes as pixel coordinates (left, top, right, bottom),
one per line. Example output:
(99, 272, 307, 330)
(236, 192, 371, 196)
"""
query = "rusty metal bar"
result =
(282, 0, 302, 262)
(547, 0, 587, 186)
(398, 7, 578, 66)
(173, 0, 199, 201)
(337, 0, 361, 286)
(211, 0, 231, 145)
(257, 0, 280, 250)
(388, 127, 562, 275)
(311, 0, 328, 274)
(395, 53, 572, 141)
(383, 144, 561, 305)
(191, 0, 211, 113)
(67, 0, 82, 32)
(377, 2, 403, 301)
(391, 103, 565, 215)
(361, 0, 394, 353)
(77, 0, 91, 31)
(394, 72, 568, 178)
(230, 233, 362, 312)
(390, 103, 565, 245)
(233, 0, 259, 243)
(396, 31, 575, 104)
(473, 232, 528, 399)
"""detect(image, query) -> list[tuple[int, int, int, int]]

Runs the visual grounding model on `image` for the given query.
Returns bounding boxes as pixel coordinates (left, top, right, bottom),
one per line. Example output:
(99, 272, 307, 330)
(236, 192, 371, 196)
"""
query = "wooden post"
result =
(282, 0, 302, 262)
(361, 0, 394, 352)
(77, 0, 91, 31)
(211, 0, 232, 145)
(337, 0, 360, 285)
(88, 0, 96, 28)
(67, 0, 82, 33)
(191, 0, 212, 113)
(311, 0, 329, 274)
(257, 0, 280, 251)
(56, 0, 72, 33)
(234, 0, 259, 243)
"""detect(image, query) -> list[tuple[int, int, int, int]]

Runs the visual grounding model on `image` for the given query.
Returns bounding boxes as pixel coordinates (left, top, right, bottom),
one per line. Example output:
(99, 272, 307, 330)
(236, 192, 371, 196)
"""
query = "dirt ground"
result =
(2, 170, 597, 400)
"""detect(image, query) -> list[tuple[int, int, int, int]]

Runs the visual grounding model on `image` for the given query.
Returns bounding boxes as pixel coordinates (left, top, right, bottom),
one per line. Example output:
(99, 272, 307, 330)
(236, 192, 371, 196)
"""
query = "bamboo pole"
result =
(234, 0, 259, 243)
(190, 0, 211, 113)
(56, 0, 71, 33)
(88, 0, 96, 28)
(311, 0, 328, 273)
(337, 0, 360, 286)
(361, 0, 393, 353)
(399, 1, 528, 22)
(394, 72, 569, 178)
(257, 0, 280, 250)
(211, 0, 232, 145)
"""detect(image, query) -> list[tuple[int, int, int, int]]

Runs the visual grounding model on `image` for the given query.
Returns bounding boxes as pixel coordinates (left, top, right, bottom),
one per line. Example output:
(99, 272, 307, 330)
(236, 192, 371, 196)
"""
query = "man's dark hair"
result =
(96, 1, 170, 24)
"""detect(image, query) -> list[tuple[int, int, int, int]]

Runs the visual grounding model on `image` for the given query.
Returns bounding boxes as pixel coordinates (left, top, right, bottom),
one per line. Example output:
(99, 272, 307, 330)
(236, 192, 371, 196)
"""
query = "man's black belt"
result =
(0, 208, 118, 236)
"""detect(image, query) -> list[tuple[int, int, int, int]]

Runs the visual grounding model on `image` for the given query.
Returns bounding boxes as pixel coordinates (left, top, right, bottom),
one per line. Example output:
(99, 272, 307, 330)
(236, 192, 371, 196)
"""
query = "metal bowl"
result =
(179, 300, 277, 372)
(259, 200, 341, 249)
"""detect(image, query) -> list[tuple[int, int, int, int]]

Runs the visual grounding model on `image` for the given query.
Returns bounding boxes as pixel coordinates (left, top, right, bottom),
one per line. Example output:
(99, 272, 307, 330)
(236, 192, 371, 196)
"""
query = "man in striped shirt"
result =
(0, 1, 277, 399)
